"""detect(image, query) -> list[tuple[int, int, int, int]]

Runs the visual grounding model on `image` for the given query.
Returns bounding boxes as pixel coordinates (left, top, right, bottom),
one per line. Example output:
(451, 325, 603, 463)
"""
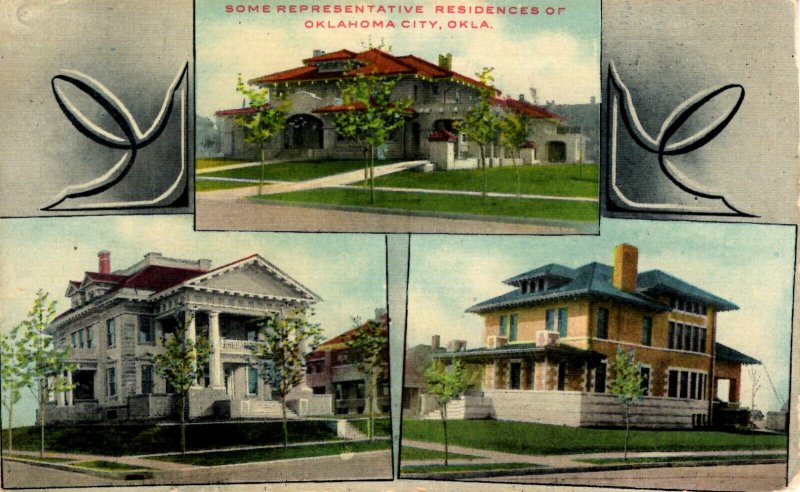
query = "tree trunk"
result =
(39, 387, 45, 458)
(513, 155, 520, 205)
(623, 403, 630, 460)
(180, 392, 187, 455)
(281, 394, 288, 448)
(259, 146, 265, 196)
(369, 145, 376, 205)
(441, 402, 449, 466)
(8, 402, 14, 451)
(479, 145, 487, 199)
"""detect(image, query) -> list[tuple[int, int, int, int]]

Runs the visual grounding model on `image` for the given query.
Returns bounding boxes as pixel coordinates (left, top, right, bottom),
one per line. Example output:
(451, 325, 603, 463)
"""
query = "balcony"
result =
(220, 338, 262, 355)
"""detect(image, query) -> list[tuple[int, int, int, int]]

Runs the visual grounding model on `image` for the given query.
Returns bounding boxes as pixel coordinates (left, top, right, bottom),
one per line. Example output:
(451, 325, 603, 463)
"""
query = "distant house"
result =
(45, 250, 331, 423)
(215, 48, 584, 166)
(432, 243, 760, 428)
(305, 310, 390, 415)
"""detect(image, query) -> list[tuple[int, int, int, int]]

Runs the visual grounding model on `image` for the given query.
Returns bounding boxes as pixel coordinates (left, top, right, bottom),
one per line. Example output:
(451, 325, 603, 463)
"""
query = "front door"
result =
(509, 362, 522, 390)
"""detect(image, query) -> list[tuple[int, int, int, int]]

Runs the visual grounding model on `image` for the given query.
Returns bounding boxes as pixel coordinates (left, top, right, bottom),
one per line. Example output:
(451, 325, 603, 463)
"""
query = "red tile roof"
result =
(492, 97, 564, 120)
(119, 265, 207, 292)
(214, 106, 269, 117)
(307, 315, 388, 358)
(302, 49, 358, 64)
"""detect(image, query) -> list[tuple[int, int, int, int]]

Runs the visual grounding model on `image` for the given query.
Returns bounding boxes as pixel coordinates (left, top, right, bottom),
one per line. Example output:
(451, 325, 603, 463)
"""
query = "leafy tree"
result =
(607, 347, 645, 460)
(18, 290, 76, 458)
(455, 67, 500, 199)
(153, 311, 211, 455)
(498, 110, 531, 202)
(331, 44, 412, 204)
(233, 74, 291, 195)
(345, 316, 389, 441)
(251, 306, 323, 447)
(424, 359, 467, 466)
(0, 325, 30, 451)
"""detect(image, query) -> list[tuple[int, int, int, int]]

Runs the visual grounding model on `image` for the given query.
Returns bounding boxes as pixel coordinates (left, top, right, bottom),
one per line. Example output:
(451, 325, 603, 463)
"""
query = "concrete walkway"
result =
(196, 158, 304, 174)
(401, 439, 785, 469)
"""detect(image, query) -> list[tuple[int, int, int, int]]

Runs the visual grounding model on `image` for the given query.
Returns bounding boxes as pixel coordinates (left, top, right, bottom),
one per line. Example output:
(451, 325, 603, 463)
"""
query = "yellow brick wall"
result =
(482, 298, 591, 346)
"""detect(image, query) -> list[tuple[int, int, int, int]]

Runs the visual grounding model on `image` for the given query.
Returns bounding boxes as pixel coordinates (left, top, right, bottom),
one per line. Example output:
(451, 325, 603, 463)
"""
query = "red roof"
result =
(214, 106, 269, 117)
(492, 97, 564, 120)
(119, 265, 206, 292)
(307, 315, 388, 358)
(248, 48, 496, 94)
(84, 272, 128, 284)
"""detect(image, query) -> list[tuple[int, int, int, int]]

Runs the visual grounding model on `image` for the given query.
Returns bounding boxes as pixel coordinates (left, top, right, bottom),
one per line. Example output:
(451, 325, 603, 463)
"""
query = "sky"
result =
(407, 218, 795, 413)
(196, 0, 600, 118)
(0, 216, 386, 426)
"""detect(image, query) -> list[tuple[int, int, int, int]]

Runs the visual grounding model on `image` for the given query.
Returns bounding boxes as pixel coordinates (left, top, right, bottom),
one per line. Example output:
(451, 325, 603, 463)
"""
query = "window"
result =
(509, 314, 518, 342)
(247, 367, 258, 395)
(699, 328, 707, 353)
(691, 326, 700, 352)
(165, 379, 175, 394)
(679, 371, 689, 398)
(545, 309, 556, 331)
(690, 372, 698, 399)
(668, 321, 675, 349)
(676, 323, 684, 350)
(106, 319, 116, 348)
(597, 308, 608, 339)
(683, 325, 692, 351)
(557, 308, 568, 337)
(71, 332, 78, 348)
(86, 327, 93, 349)
(641, 317, 653, 346)
(141, 365, 153, 395)
(557, 361, 567, 390)
(107, 367, 117, 398)
(356, 383, 365, 399)
(668, 370, 679, 397)
(77, 329, 85, 348)
(595, 362, 606, 393)
(668, 369, 708, 400)
(640, 366, 651, 395)
(138, 316, 154, 344)
(499, 315, 507, 337)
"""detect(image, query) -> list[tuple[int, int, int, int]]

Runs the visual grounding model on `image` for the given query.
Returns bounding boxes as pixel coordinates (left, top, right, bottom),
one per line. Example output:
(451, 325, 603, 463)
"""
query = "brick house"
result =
(432, 243, 760, 428)
(44, 251, 333, 423)
(305, 311, 390, 415)
(215, 48, 584, 165)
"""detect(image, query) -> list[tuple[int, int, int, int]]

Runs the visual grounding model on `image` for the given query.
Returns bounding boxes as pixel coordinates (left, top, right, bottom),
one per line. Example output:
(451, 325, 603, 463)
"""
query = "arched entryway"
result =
(284, 114, 323, 150)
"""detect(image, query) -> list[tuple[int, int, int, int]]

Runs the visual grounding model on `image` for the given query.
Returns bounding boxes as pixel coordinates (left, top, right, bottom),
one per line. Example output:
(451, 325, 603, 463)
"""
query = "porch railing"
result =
(221, 338, 262, 354)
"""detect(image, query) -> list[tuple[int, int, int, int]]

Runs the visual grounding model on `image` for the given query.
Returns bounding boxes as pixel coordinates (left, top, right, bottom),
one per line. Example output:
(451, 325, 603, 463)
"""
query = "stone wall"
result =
(187, 387, 229, 419)
(128, 394, 179, 420)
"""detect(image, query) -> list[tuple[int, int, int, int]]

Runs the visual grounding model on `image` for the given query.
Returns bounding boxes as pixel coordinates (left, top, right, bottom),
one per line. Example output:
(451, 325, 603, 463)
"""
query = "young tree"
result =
(153, 311, 211, 455)
(345, 316, 389, 441)
(424, 359, 467, 466)
(747, 364, 763, 452)
(498, 110, 531, 202)
(455, 67, 500, 199)
(251, 306, 323, 447)
(18, 290, 76, 458)
(331, 46, 412, 204)
(233, 74, 291, 195)
(1, 325, 30, 451)
(607, 347, 645, 460)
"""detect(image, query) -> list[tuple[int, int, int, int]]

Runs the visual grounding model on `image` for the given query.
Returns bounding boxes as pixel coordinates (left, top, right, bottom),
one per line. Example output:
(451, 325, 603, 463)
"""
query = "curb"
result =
(3, 457, 154, 481)
(401, 457, 787, 481)
(245, 198, 599, 233)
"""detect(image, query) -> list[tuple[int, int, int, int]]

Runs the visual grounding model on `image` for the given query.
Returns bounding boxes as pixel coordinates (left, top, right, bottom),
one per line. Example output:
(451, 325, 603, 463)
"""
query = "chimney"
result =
(312, 49, 325, 58)
(98, 250, 111, 274)
(613, 244, 639, 292)
(518, 94, 525, 102)
(438, 53, 452, 71)
(431, 335, 440, 351)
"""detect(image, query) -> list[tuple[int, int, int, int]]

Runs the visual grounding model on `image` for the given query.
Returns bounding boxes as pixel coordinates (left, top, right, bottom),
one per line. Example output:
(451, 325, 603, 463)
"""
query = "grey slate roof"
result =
(468, 262, 738, 314)
(637, 270, 738, 311)
(716, 342, 761, 365)
(468, 263, 669, 313)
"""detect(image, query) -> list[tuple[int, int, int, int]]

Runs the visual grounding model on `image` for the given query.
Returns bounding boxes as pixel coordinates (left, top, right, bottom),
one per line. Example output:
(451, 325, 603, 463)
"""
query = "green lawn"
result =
(367, 163, 598, 197)
(154, 440, 390, 466)
(402, 462, 538, 473)
(401, 446, 478, 461)
(71, 460, 151, 472)
(349, 418, 392, 437)
(3, 421, 338, 456)
(577, 453, 788, 466)
(195, 179, 264, 192)
(196, 158, 252, 171)
(257, 188, 598, 222)
(402, 420, 787, 455)
(3, 454, 73, 463)
(202, 159, 382, 183)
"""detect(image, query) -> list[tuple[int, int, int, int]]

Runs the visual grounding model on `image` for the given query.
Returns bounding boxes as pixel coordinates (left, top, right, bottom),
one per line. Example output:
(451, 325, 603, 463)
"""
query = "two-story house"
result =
(45, 250, 331, 423)
(215, 48, 583, 165)
(305, 311, 390, 415)
(432, 243, 760, 428)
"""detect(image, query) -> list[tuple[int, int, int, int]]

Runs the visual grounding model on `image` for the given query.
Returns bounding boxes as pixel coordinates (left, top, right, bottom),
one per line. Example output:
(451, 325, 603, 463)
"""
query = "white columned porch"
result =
(209, 311, 224, 389)
(186, 310, 200, 387)
(56, 386, 65, 406)
(65, 370, 74, 406)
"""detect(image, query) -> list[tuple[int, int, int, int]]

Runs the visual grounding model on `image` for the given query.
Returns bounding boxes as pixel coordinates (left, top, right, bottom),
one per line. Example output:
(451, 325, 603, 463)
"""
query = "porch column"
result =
(209, 311, 224, 390)
(56, 386, 65, 407)
(186, 310, 200, 387)
(66, 370, 74, 406)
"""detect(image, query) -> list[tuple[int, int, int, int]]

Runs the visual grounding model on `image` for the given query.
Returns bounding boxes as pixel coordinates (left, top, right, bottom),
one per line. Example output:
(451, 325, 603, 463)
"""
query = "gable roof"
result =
(492, 96, 565, 121)
(468, 262, 669, 313)
(248, 48, 496, 93)
(307, 314, 388, 358)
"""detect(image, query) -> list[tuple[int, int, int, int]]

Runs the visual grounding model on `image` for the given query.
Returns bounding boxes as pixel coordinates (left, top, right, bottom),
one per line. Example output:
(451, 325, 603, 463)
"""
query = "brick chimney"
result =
(438, 53, 452, 71)
(612, 244, 638, 292)
(98, 250, 111, 274)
